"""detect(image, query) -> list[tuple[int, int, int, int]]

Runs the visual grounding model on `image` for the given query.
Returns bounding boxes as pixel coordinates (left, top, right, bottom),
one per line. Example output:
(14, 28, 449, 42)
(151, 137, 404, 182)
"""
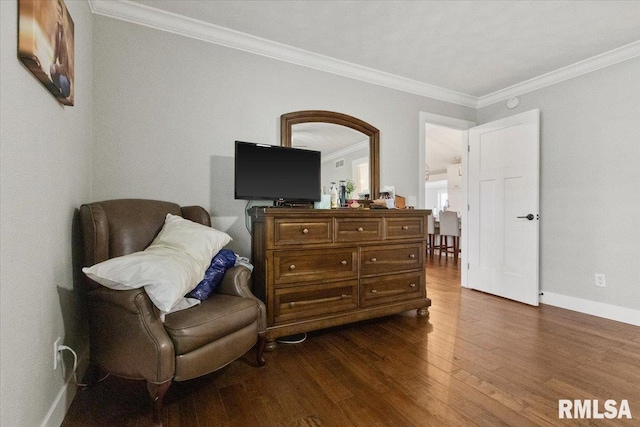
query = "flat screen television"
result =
(234, 141, 321, 204)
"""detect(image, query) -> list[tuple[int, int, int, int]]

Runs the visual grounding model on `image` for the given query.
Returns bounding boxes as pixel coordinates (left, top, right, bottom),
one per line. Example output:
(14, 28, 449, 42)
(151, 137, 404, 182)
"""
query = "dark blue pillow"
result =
(186, 249, 236, 301)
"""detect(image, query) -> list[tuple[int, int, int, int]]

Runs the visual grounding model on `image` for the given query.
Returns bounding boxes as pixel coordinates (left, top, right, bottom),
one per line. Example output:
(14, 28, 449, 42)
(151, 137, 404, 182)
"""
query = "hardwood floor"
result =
(63, 258, 640, 426)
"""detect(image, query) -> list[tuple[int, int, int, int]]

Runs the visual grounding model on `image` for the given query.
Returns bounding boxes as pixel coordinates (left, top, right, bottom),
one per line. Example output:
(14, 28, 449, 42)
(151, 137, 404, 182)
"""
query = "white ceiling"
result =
(122, 0, 640, 103)
(291, 123, 368, 156)
(425, 124, 462, 177)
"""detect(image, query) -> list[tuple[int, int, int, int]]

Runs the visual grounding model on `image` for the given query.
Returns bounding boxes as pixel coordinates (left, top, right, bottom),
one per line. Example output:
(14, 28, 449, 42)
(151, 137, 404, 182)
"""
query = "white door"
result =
(467, 109, 540, 305)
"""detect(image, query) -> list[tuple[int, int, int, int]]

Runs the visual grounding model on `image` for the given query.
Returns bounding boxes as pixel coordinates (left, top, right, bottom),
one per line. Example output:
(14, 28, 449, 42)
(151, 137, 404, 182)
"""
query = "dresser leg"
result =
(264, 339, 277, 352)
(417, 306, 430, 318)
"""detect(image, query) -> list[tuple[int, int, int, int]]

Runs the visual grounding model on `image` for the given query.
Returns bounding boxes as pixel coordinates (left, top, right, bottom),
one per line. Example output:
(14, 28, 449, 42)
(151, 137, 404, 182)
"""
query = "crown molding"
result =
(89, 1, 640, 110)
(87, 0, 478, 108)
(477, 40, 640, 108)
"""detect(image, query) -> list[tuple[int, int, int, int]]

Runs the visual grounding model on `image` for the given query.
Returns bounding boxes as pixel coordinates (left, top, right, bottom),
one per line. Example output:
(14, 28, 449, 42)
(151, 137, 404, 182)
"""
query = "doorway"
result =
(425, 124, 464, 214)
(419, 112, 475, 288)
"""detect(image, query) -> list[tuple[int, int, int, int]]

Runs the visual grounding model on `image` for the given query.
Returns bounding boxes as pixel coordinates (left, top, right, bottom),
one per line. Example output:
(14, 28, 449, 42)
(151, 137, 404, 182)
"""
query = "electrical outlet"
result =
(595, 273, 606, 288)
(53, 337, 61, 369)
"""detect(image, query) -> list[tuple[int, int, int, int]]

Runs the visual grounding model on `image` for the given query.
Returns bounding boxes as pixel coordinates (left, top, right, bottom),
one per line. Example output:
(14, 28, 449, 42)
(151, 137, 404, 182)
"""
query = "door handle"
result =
(517, 214, 535, 220)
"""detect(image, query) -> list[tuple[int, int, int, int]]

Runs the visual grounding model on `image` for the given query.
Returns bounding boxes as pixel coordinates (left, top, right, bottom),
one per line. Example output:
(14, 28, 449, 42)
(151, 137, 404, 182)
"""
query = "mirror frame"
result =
(281, 110, 380, 200)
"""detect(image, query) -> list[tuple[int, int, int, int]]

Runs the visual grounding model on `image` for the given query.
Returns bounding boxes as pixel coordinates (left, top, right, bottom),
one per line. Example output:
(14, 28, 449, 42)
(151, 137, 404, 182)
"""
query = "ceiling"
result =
(121, 0, 640, 105)
(425, 123, 462, 179)
(291, 123, 368, 157)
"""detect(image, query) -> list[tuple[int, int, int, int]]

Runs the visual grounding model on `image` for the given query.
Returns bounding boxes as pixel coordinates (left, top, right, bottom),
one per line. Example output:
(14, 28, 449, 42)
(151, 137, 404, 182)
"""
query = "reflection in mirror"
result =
(291, 123, 369, 197)
(281, 111, 380, 199)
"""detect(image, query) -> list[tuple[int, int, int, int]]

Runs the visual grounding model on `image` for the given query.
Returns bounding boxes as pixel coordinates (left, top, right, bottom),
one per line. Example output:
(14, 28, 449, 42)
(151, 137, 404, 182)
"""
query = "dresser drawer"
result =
(360, 243, 424, 276)
(385, 217, 425, 240)
(273, 280, 358, 324)
(273, 248, 357, 286)
(360, 271, 424, 307)
(335, 218, 383, 242)
(274, 218, 333, 246)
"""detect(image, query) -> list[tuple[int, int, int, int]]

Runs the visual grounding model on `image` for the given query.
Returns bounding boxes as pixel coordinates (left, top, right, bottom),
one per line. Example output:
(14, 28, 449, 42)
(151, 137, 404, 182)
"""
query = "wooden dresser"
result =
(249, 207, 431, 350)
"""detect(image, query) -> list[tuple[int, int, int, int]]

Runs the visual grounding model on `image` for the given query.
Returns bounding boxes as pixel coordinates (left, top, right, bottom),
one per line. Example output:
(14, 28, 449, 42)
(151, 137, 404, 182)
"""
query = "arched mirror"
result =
(281, 111, 380, 200)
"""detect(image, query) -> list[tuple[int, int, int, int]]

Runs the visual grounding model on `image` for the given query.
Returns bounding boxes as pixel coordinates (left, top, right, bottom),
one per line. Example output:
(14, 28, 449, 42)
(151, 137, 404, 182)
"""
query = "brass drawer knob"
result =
(340, 260, 347, 265)
(289, 302, 296, 307)
(289, 264, 296, 270)
(357, 227, 364, 232)
(409, 254, 416, 259)
(370, 257, 377, 262)
(341, 294, 348, 299)
(409, 283, 416, 288)
(402, 225, 409, 230)
(370, 289, 377, 293)
(302, 228, 309, 234)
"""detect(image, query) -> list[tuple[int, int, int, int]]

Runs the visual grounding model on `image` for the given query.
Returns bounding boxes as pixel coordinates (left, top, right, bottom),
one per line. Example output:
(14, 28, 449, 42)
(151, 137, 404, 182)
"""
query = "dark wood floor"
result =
(63, 258, 640, 426)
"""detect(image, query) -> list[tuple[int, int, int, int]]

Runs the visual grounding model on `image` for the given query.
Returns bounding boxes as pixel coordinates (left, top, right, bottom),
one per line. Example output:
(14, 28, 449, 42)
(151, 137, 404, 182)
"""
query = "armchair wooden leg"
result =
(257, 334, 267, 367)
(147, 380, 171, 427)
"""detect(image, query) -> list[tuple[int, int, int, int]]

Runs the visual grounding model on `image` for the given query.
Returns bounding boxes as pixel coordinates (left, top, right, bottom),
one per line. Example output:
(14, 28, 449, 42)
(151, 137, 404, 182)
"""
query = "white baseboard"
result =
(540, 292, 640, 327)
(40, 346, 90, 427)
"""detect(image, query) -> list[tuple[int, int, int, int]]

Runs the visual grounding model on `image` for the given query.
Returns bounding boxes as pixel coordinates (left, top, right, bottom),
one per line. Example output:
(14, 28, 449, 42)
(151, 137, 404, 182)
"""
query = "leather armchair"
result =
(79, 199, 266, 426)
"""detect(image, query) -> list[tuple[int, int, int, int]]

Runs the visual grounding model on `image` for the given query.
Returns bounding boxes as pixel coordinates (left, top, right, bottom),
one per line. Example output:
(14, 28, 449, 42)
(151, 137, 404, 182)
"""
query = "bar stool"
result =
(427, 213, 436, 258)
(438, 211, 460, 264)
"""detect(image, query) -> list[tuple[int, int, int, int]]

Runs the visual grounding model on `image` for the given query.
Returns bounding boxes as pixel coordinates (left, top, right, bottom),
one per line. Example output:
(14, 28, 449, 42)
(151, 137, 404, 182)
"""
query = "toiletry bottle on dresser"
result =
(338, 180, 346, 207)
(330, 182, 338, 208)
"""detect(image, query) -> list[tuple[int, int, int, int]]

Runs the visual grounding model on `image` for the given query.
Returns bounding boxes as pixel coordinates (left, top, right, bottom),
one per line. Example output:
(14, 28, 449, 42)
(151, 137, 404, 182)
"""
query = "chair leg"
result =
(257, 334, 267, 367)
(431, 235, 434, 258)
(426, 234, 430, 257)
(147, 380, 171, 427)
(445, 236, 449, 260)
(453, 236, 459, 264)
(429, 235, 435, 259)
(440, 236, 447, 261)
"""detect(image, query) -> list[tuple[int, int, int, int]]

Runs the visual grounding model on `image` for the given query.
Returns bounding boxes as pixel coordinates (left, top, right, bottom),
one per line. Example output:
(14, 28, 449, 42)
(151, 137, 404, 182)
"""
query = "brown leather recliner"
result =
(79, 199, 266, 426)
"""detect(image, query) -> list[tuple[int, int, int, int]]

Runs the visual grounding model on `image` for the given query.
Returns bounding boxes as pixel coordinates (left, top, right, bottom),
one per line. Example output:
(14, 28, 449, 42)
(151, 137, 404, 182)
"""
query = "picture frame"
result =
(18, 0, 75, 106)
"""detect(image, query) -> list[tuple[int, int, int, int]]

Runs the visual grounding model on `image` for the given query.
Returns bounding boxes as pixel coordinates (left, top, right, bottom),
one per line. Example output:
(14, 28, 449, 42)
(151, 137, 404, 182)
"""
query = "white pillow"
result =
(82, 214, 232, 313)
(150, 214, 232, 268)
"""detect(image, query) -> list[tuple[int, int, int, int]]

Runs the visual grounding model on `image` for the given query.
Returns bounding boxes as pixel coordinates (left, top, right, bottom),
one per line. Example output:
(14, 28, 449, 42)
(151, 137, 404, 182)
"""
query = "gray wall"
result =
(477, 57, 640, 311)
(91, 16, 475, 256)
(3, 4, 637, 425)
(322, 144, 369, 196)
(0, 1, 93, 425)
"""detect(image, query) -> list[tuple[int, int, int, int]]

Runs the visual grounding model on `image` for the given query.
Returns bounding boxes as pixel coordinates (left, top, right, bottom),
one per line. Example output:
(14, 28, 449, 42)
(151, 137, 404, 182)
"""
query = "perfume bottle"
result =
(330, 182, 338, 208)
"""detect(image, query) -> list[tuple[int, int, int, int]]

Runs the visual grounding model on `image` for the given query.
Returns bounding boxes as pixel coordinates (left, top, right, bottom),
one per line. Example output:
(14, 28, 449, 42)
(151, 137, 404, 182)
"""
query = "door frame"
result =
(419, 112, 475, 288)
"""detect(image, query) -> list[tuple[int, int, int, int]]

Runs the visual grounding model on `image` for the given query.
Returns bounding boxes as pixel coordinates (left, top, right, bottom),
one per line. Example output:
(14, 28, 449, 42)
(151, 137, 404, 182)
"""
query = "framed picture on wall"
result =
(18, 0, 75, 106)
